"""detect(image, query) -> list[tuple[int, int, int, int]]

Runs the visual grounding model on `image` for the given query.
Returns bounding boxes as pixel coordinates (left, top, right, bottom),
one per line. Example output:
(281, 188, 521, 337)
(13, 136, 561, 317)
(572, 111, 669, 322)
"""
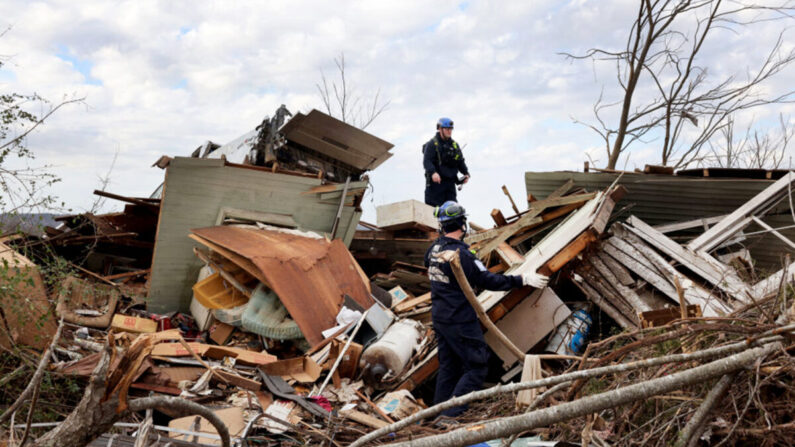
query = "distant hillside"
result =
(0, 213, 61, 237)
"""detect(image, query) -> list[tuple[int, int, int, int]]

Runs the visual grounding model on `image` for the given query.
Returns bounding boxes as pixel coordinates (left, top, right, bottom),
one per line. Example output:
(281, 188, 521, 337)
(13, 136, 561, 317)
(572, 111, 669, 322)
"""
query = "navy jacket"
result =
(422, 133, 469, 181)
(424, 236, 522, 324)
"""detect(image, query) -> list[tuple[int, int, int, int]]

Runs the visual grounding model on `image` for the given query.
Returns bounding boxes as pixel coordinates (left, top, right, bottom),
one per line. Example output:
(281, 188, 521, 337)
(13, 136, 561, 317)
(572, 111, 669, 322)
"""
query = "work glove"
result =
(522, 272, 549, 288)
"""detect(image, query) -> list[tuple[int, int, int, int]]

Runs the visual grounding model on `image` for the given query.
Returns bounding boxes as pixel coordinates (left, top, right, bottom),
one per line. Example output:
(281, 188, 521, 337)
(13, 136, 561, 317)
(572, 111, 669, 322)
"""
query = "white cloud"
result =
(1, 0, 794, 225)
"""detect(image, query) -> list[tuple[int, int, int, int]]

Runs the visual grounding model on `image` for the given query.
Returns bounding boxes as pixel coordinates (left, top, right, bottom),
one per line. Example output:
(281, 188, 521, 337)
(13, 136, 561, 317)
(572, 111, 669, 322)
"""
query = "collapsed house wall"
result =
(525, 171, 795, 269)
(147, 157, 365, 312)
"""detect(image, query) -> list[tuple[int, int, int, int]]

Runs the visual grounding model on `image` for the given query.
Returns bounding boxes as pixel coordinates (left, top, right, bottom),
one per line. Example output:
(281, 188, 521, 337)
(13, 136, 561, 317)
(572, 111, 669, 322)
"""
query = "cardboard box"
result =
(208, 322, 235, 345)
(260, 356, 321, 383)
(111, 314, 158, 333)
(168, 407, 245, 445)
(388, 286, 411, 305)
(376, 389, 423, 420)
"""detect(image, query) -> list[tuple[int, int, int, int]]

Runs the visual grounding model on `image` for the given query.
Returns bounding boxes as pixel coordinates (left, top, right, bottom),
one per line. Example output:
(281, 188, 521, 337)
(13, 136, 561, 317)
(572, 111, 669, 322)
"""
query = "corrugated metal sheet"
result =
(147, 157, 364, 313)
(525, 171, 795, 271)
(191, 226, 374, 347)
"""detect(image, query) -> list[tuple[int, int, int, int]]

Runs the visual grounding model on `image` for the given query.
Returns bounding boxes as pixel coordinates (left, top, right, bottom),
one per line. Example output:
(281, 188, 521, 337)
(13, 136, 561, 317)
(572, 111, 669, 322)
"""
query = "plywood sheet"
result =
(281, 110, 393, 170)
(484, 287, 571, 367)
(0, 241, 56, 350)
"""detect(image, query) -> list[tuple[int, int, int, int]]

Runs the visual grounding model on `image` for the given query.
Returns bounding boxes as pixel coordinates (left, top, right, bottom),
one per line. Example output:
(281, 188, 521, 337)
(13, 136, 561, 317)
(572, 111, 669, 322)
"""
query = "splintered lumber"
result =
(639, 305, 702, 328)
(393, 292, 431, 313)
(480, 189, 613, 312)
(588, 257, 652, 313)
(537, 229, 597, 276)
(626, 216, 753, 303)
(571, 275, 636, 330)
(577, 267, 640, 327)
(688, 171, 795, 252)
(467, 180, 575, 247)
(491, 209, 508, 227)
(468, 201, 586, 245)
(494, 243, 525, 268)
(516, 355, 543, 408)
(602, 237, 681, 302)
(340, 409, 388, 429)
(502, 185, 521, 215)
(613, 226, 730, 317)
(476, 191, 597, 257)
(596, 252, 634, 286)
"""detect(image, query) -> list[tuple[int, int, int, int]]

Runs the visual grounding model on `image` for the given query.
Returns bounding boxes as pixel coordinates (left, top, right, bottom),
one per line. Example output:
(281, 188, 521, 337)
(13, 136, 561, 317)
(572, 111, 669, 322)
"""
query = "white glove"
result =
(522, 272, 549, 288)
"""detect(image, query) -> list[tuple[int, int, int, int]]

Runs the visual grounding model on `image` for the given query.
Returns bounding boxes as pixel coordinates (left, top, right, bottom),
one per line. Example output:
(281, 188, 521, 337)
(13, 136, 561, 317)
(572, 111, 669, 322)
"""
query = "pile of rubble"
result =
(1, 107, 794, 446)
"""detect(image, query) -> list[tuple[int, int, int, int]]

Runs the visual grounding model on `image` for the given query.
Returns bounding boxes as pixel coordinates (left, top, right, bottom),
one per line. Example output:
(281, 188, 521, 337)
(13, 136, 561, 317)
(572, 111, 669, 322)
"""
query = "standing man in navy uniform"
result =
(424, 201, 549, 419)
(423, 117, 470, 207)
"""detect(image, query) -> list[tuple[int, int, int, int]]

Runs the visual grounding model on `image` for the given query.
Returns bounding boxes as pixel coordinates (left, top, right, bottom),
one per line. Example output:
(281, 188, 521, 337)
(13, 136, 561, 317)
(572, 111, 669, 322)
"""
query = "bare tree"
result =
(316, 52, 390, 130)
(567, 0, 795, 169)
(703, 114, 793, 168)
(1, 28, 84, 215)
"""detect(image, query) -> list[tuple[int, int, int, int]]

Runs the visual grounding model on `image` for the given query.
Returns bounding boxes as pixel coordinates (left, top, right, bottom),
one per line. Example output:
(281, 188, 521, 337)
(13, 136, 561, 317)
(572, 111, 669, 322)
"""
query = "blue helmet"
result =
(437, 117, 454, 129)
(435, 201, 466, 223)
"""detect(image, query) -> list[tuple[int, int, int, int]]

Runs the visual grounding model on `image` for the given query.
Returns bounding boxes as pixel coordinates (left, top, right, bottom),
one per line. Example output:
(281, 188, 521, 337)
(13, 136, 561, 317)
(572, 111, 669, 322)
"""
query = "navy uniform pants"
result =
(433, 319, 489, 417)
(425, 180, 457, 207)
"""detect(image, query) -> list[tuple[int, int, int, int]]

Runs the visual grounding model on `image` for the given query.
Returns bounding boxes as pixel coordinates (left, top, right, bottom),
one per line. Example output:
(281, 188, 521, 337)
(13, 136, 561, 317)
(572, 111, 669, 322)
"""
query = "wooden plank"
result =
(572, 274, 636, 330)
(588, 257, 652, 313)
(393, 293, 430, 313)
(491, 209, 508, 227)
(596, 251, 634, 286)
(653, 214, 728, 234)
(502, 185, 521, 215)
(602, 238, 680, 303)
(688, 171, 795, 252)
(613, 225, 731, 316)
(538, 229, 597, 276)
(639, 305, 702, 328)
(495, 243, 525, 268)
(626, 216, 752, 303)
(213, 369, 261, 391)
(577, 268, 639, 326)
(396, 349, 438, 391)
(516, 355, 542, 408)
(475, 192, 596, 257)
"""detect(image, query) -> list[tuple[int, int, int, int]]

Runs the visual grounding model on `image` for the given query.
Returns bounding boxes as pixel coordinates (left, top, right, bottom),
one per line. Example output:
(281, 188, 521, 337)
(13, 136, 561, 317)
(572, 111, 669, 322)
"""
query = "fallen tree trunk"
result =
(384, 343, 781, 447)
(28, 340, 230, 447)
(349, 334, 786, 447)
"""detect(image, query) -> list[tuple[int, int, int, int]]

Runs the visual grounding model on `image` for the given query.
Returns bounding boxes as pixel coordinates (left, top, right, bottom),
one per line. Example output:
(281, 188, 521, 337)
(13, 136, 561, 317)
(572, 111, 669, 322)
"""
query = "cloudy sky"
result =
(2, 0, 795, 225)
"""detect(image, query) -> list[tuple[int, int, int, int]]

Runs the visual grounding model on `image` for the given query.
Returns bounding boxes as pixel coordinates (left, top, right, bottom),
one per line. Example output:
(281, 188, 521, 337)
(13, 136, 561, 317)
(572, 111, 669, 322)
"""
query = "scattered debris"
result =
(2, 109, 795, 446)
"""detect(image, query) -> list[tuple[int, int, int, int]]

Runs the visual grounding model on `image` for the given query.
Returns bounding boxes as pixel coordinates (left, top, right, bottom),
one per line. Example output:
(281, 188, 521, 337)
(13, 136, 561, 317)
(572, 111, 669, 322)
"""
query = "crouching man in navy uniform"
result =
(424, 201, 549, 418)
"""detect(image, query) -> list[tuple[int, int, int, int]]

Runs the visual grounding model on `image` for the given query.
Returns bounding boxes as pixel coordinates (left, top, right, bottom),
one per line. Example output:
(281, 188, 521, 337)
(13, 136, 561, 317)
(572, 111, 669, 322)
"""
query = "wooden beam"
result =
(537, 229, 597, 276)
(502, 185, 521, 215)
(491, 209, 508, 227)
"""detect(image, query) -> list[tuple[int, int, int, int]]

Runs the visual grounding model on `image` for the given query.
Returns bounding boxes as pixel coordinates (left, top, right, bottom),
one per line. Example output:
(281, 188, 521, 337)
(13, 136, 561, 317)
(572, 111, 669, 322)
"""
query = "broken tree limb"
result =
(448, 249, 524, 362)
(29, 341, 232, 447)
(384, 343, 781, 447)
(127, 396, 231, 447)
(674, 373, 736, 447)
(0, 317, 64, 425)
(348, 336, 785, 447)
